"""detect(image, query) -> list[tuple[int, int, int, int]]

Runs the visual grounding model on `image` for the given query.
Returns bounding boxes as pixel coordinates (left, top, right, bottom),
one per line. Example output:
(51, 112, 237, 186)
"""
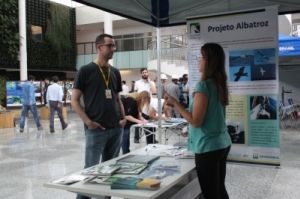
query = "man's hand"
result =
(86, 120, 105, 130)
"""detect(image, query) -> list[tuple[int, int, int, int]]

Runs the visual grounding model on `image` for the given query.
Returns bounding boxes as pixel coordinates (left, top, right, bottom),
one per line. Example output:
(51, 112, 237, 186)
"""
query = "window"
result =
(31, 25, 43, 42)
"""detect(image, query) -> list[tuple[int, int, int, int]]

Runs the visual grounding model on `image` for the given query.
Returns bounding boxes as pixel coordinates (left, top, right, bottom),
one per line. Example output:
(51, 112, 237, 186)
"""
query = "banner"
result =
(187, 6, 280, 165)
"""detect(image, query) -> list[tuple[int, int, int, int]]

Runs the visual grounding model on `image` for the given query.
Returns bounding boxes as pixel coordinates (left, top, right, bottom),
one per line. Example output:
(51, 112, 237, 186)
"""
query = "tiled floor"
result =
(0, 112, 299, 199)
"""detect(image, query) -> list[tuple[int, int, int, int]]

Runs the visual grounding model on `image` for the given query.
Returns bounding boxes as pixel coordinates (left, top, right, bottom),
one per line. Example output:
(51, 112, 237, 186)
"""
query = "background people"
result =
(165, 43, 232, 199)
(43, 77, 50, 106)
(46, 76, 68, 133)
(165, 74, 181, 117)
(120, 80, 129, 95)
(71, 33, 126, 199)
(19, 75, 43, 133)
(134, 68, 156, 95)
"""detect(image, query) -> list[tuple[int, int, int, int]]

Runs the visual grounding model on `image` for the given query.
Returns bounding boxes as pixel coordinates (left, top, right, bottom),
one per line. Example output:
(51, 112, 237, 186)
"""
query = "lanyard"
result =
(95, 60, 110, 88)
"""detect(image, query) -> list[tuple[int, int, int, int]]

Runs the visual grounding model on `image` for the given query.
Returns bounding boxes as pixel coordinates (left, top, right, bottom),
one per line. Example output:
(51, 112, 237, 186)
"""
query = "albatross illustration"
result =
(234, 66, 248, 81)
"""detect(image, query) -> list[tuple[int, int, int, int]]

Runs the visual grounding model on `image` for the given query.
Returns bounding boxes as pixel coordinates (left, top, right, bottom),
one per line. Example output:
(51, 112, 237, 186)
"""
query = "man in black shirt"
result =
(72, 34, 126, 199)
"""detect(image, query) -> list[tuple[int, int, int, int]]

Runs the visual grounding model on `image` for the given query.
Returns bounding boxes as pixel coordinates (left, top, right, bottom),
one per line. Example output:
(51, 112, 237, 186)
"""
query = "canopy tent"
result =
(73, 0, 300, 143)
(73, 0, 300, 27)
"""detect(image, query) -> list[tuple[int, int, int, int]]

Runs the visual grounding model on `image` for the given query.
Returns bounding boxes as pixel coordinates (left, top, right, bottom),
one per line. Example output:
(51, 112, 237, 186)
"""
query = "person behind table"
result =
(121, 92, 147, 154)
(71, 33, 126, 199)
(133, 68, 156, 143)
(136, 91, 160, 144)
(165, 42, 232, 199)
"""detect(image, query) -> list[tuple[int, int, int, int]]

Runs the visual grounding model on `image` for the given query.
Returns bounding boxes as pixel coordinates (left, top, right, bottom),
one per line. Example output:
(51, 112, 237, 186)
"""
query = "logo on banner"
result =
(190, 22, 200, 35)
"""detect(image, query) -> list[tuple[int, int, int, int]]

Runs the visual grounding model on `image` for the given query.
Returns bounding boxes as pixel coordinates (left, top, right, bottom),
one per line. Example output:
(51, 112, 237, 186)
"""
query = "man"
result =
(134, 68, 156, 94)
(120, 80, 129, 95)
(19, 75, 43, 133)
(71, 34, 126, 199)
(159, 73, 167, 98)
(165, 74, 181, 117)
(43, 77, 50, 106)
(46, 76, 68, 133)
(181, 74, 189, 108)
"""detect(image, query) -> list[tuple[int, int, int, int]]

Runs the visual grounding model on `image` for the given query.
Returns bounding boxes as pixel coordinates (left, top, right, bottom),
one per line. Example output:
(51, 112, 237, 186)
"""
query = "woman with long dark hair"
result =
(165, 43, 232, 199)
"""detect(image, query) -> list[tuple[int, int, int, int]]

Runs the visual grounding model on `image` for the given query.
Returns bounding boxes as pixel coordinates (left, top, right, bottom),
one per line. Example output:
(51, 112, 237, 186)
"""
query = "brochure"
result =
(111, 177, 160, 190)
(81, 164, 120, 176)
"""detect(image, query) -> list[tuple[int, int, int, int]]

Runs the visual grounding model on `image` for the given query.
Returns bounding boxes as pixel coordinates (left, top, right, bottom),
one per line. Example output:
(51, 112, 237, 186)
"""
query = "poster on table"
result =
(186, 6, 280, 165)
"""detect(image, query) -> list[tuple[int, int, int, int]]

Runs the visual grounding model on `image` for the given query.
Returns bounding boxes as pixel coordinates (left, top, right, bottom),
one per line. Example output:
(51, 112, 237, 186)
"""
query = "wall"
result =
(76, 6, 123, 25)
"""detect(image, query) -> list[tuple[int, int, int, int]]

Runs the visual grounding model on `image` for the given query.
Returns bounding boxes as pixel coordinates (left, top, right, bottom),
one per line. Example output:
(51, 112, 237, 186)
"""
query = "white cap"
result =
(160, 74, 167, 80)
(171, 74, 179, 79)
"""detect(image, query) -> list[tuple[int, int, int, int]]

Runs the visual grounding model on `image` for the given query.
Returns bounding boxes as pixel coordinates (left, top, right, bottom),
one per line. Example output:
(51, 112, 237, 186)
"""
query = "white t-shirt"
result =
(120, 84, 129, 95)
(134, 79, 155, 93)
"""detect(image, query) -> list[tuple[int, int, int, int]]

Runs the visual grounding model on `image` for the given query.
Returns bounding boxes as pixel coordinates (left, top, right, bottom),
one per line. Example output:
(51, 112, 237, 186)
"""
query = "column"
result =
(19, 0, 27, 81)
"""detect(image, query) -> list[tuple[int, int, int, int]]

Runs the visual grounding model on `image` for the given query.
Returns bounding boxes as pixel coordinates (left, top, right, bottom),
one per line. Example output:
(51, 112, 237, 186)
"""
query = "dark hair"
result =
(52, 76, 59, 83)
(201, 43, 228, 106)
(95, 33, 113, 46)
(28, 75, 35, 81)
(122, 80, 126, 84)
(140, 68, 147, 73)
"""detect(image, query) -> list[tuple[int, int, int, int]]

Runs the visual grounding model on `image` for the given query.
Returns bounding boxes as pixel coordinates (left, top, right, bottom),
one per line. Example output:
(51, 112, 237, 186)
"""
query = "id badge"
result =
(105, 89, 112, 99)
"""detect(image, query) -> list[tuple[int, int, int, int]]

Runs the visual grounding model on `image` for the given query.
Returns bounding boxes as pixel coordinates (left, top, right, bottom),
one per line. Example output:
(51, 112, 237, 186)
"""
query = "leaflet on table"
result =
(137, 144, 195, 158)
(52, 174, 89, 185)
(139, 160, 181, 179)
(117, 154, 160, 164)
(81, 164, 120, 176)
(114, 162, 148, 175)
(110, 177, 161, 190)
(84, 176, 122, 185)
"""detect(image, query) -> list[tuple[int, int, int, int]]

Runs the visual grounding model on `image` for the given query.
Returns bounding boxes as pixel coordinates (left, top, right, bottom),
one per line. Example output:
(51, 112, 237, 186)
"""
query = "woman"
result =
(121, 92, 147, 154)
(165, 43, 232, 199)
(136, 91, 159, 144)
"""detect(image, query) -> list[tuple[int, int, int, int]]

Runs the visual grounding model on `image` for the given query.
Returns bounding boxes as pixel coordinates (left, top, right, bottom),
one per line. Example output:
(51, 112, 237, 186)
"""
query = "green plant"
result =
(46, 4, 71, 66)
(0, 76, 6, 107)
(0, 0, 19, 67)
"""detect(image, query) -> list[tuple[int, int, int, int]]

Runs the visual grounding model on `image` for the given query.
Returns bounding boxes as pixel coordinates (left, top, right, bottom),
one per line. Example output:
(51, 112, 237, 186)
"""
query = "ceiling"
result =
(73, 0, 300, 27)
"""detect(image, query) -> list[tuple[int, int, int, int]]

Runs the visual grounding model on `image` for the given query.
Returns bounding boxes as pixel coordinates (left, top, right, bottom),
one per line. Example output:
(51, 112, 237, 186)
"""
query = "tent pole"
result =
(156, 27, 162, 144)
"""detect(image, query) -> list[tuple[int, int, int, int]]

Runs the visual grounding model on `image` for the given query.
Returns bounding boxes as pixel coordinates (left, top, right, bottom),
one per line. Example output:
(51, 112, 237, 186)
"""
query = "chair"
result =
(287, 98, 298, 120)
(279, 101, 297, 128)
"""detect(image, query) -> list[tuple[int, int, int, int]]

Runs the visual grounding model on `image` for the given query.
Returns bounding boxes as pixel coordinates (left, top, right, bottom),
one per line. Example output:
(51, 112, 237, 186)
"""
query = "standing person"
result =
(165, 43, 232, 199)
(46, 76, 68, 133)
(43, 77, 50, 106)
(71, 34, 126, 199)
(159, 73, 168, 98)
(181, 74, 189, 108)
(19, 75, 43, 133)
(134, 68, 156, 95)
(120, 80, 129, 95)
(165, 74, 181, 117)
(129, 80, 135, 93)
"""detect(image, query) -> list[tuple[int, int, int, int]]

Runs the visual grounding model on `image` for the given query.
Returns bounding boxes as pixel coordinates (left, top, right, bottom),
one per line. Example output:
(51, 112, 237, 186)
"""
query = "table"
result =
(44, 145, 200, 199)
(131, 119, 188, 144)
